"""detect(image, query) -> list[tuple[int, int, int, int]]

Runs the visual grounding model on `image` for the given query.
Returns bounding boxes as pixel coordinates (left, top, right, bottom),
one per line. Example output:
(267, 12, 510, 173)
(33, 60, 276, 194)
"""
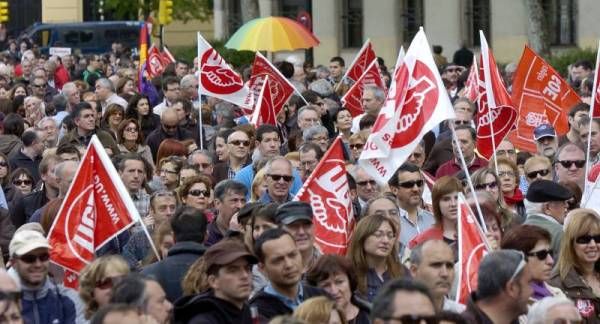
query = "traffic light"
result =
(0, 1, 8, 23)
(158, 0, 173, 25)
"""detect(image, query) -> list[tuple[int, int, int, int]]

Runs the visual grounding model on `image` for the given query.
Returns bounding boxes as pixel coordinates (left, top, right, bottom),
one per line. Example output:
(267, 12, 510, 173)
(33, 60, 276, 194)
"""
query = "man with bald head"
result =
(145, 107, 194, 160)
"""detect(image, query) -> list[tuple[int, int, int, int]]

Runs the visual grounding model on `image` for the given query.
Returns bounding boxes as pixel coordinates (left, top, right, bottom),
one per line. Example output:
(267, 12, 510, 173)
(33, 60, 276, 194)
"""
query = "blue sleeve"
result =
(0, 185, 7, 209)
(290, 168, 303, 196)
(234, 166, 254, 199)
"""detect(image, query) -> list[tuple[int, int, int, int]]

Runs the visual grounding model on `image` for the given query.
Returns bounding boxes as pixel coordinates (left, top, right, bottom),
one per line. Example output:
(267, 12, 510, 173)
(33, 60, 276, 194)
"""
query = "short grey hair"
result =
(188, 149, 213, 165)
(527, 296, 577, 324)
(554, 142, 585, 162)
(54, 160, 78, 178)
(96, 78, 114, 92)
(265, 156, 292, 175)
(297, 105, 319, 120)
(61, 82, 78, 95)
(180, 74, 197, 88)
(364, 85, 385, 102)
(308, 79, 333, 97)
(302, 125, 329, 142)
(36, 116, 57, 129)
(477, 250, 525, 300)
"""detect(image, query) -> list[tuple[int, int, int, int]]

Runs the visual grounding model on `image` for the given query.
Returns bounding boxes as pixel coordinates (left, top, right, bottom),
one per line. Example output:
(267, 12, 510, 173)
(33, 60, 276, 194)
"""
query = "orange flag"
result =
(509, 46, 581, 152)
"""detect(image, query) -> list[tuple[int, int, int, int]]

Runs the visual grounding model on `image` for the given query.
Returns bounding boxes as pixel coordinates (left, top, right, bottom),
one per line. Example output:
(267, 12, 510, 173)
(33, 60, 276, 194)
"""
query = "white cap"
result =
(9, 230, 51, 257)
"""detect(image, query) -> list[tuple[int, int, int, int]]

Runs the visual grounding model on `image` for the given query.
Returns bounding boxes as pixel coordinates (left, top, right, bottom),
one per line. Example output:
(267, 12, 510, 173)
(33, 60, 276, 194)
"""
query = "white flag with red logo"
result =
(456, 193, 491, 304)
(47, 136, 138, 274)
(245, 52, 295, 115)
(197, 33, 251, 109)
(462, 55, 479, 102)
(250, 76, 278, 126)
(341, 59, 386, 117)
(358, 28, 455, 184)
(476, 31, 518, 159)
(295, 136, 355, 255)
(342, 39, 377, 83)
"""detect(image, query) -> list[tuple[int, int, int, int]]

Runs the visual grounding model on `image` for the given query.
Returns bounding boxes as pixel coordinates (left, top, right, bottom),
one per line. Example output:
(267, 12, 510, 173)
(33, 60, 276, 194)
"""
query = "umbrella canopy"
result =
(225, 16, 320, 52)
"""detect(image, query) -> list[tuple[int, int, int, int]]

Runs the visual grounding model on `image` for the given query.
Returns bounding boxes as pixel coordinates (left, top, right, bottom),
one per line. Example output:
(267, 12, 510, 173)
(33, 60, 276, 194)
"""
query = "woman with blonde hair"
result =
(470, 167, 517, 229)
(251, 167, 269, 202)
(346, 213, 407, 302)
(78, 255, 130, 319)
(549, 208, 600, 320)
(294, 296, 346, 324)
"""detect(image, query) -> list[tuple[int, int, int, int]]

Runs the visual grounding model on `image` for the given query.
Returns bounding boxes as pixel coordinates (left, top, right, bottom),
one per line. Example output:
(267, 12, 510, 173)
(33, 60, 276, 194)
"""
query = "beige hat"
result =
(9, 230, 51, 257)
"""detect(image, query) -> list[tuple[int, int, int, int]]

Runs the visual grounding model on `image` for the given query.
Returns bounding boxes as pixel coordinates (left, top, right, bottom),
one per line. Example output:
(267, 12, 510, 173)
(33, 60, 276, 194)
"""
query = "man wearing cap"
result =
(8, 230, 84, 324)
(174, 238, 256, 323)
(524, 179, 572, 260)
(534, 123, 559, 160)
(275, 201, 319, 273)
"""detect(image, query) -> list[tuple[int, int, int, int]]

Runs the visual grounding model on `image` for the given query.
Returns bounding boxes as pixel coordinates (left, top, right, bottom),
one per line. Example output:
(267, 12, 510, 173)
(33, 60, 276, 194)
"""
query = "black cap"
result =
(275, 201, 313, 225)
(236, 202, 263, 226)
(526, 180, 573, 202)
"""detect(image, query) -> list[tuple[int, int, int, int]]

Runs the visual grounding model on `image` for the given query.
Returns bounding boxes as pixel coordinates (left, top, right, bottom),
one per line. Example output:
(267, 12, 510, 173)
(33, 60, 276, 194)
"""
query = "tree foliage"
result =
(103, 0, 213, 22)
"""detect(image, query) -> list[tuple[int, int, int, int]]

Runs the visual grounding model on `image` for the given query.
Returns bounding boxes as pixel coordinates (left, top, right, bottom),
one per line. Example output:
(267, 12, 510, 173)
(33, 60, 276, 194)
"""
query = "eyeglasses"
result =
(497, 171, 515, 178)
(475, 181, 497, 191)
(349, 143, 364, 150)
(124, 127, 138, 133)
(268, 174, 293, 182)
(527, 249, 553, 261)
(454, 120, 470, 126)
(18, 252, 50, 264)
(160, 169, 178, 175)
(382, 314, 438, 324)
(527, 169, 550, 179)
(228, 140, 250, 147)
(188, 189, 209, 197)
(575, 234, 600, 245)
(509, 250, 527, 282)
(557, 160, 586, 169)
(95, 276, 124, 290)
(32, 84, 46, 88)
(357, 180, 377, 187)
(0, 161, 7, 167)
(398, 180, 424, 189)
(13, 179, 32, 186)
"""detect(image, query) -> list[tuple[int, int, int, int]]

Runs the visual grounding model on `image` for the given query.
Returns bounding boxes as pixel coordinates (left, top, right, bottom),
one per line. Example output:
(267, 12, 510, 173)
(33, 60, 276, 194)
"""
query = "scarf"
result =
(504, 188, 523, 206)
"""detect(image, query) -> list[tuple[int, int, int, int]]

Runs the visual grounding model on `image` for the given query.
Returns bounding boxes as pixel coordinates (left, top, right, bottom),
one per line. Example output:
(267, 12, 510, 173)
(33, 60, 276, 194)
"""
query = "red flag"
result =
(341, 59, 386, 117)
(295, 137, 355, 254)
(63, 269, 79, 290)
(359, 29, 455, 184)
(197, 33, 250, 109)
(250, 76, 278, 126)
(246, 52, 295, 115)
(47, 136, 138, 273)
(146, 45, 167, 78)
(456, 193, 490, 304)
(508, 46, 581, 152)
(161, 46, 176, 65)
(342, 39, 377, 83)
(462, 55, 479, 102)
(475, 31, 519, 159)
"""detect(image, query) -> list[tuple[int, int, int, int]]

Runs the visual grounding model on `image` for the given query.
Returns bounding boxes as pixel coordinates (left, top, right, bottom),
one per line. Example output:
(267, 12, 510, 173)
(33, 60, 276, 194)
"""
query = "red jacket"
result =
(54, 64, 70, 90)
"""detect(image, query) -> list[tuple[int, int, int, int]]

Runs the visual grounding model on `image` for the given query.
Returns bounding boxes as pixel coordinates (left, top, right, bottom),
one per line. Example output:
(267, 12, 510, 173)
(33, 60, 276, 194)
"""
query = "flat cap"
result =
(203, 239, 257, 271)
(526, 179, 572, 202)
(236, 202, 263, 226)
(275, 201, 313, 225)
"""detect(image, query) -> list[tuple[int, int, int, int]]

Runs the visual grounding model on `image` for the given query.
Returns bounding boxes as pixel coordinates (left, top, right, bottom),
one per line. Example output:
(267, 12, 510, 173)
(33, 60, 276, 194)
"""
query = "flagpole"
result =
(450, 123, 488, 232)
(197, 32, 204, 150)
(487, 108, 499, 172)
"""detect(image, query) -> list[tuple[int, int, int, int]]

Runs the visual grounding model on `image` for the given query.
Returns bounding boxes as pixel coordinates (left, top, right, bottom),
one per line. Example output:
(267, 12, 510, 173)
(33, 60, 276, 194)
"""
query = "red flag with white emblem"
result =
(146, 45, 166, 78)
(246, 52, 295, 116)
(341, 59, 386, 117)
(47, 136, 138, 273)
(295, 136, 355, 254)
(476, 31, 518, 159)
(250, 76, 278, 126)
(462, 55, 479, 102)
(341, 39, 377, 83)
(358, 28, 455, 184)
(508, 46, 580, 153)
(197, 33, 251, 109)
(456, 193, 491, 304)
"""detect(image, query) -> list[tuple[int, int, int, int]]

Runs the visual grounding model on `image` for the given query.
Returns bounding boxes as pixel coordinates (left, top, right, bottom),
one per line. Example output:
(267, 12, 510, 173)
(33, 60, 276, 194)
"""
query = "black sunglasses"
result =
(475, 181, 497, 191)
(19, 252, 50, 264)
(557, 160, 585, 169)
(575, 234, 600, 245)
(357, 180, 377, 187)
(398, 180, 424, 189)
(0, 291, 21, 303)
(527, 249, 553, 261)
(229, 140, 250, 147)
(349, 143, 364, 150)
(188, 189, 209, 197)
(268, 174, 293, 182)
(527, 169, 550, 179)
(383, 314, 438, 324)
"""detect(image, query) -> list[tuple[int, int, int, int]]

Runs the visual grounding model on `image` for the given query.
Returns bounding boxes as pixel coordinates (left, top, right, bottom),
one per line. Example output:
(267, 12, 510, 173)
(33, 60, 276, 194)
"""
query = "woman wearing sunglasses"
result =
(470, 168, 517, 229)
(549, 208, 600, 321)
(9, 168, 33, 196)
(78, 255, 130, 320)
(501, 225, 565, 320)
(179, 175, 213, 212)
(116, 118, 154, 170)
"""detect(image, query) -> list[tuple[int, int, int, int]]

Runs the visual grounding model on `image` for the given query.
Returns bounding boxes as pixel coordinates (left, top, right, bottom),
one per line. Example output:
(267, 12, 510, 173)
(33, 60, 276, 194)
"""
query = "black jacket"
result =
(145, 126, 194, 161)
(249, 284, 326, 323)
(0, 208, 14, 261)
(174, 291, 253, 324)
(349, 294, 372, 324)
(141, 241, 207, 302)
(9, 149, 42, 183)
(11, 187, 49, 228)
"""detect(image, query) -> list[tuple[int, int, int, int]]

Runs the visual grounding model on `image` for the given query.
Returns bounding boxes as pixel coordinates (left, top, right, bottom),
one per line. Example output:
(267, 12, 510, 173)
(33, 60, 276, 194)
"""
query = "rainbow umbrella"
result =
(225, 16, 320, 52)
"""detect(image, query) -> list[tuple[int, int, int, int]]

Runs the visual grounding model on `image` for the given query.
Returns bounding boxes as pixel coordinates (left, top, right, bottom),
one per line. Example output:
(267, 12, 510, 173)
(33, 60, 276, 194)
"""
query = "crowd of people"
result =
(0, 35, 597, 324)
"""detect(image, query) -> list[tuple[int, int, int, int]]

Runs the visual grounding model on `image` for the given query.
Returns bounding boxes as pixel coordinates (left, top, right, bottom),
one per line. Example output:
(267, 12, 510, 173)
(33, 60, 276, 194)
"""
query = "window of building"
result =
(543, 0, 576, 45)
(226, 0, 243, 37)
(402, 0, 424, 43)
(341, 0, 363, 48)
(464, 0, 490, 47)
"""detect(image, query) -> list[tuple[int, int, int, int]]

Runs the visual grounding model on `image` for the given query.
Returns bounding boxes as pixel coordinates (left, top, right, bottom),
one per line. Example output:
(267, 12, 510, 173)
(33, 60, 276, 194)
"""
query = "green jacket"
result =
(59, 128, 120, 157)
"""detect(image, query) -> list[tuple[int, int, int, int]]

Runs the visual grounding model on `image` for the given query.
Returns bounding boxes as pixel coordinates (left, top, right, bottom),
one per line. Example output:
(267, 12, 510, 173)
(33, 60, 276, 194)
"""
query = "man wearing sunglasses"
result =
(462, 250, 533, 324)
(554, 142, 586, 190)
(261, 157, 294, 204)
(145, 107, 194, 161)
(371, 278, 436, 324)
(8, 230, 84, 324)
(524, 179, 573, 261)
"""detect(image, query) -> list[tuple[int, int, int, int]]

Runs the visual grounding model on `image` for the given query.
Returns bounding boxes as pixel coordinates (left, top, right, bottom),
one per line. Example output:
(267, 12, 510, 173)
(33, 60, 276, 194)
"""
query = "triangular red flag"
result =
(294, 136, 355, 254)
(456, 193, 491, 304)
(250, 76, 278, 126)
(246, 52, 295, 116)
(47, 136, 138, 274)
(475, 31, 518, 160)
(342, 39, 377, 83)
(508, 46, 581, 153)
(462, 55, 479, 103)
(341, 59, 386, 117)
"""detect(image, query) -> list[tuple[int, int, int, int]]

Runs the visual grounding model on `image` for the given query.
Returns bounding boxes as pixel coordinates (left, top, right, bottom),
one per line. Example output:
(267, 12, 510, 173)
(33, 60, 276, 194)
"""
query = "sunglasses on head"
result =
(527, 169, 550, 179)
(18, 252, 50, 264)
(229, 140, 250, 147)
(527, 249, 553, 261)
(268, 174, 293, 182)
(188, 189, 209, 197)
(475, 181, 497, 191)
(557, 160, 585, 169)
(398, 179, 424, 189)
(575, 234, 600, 245)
